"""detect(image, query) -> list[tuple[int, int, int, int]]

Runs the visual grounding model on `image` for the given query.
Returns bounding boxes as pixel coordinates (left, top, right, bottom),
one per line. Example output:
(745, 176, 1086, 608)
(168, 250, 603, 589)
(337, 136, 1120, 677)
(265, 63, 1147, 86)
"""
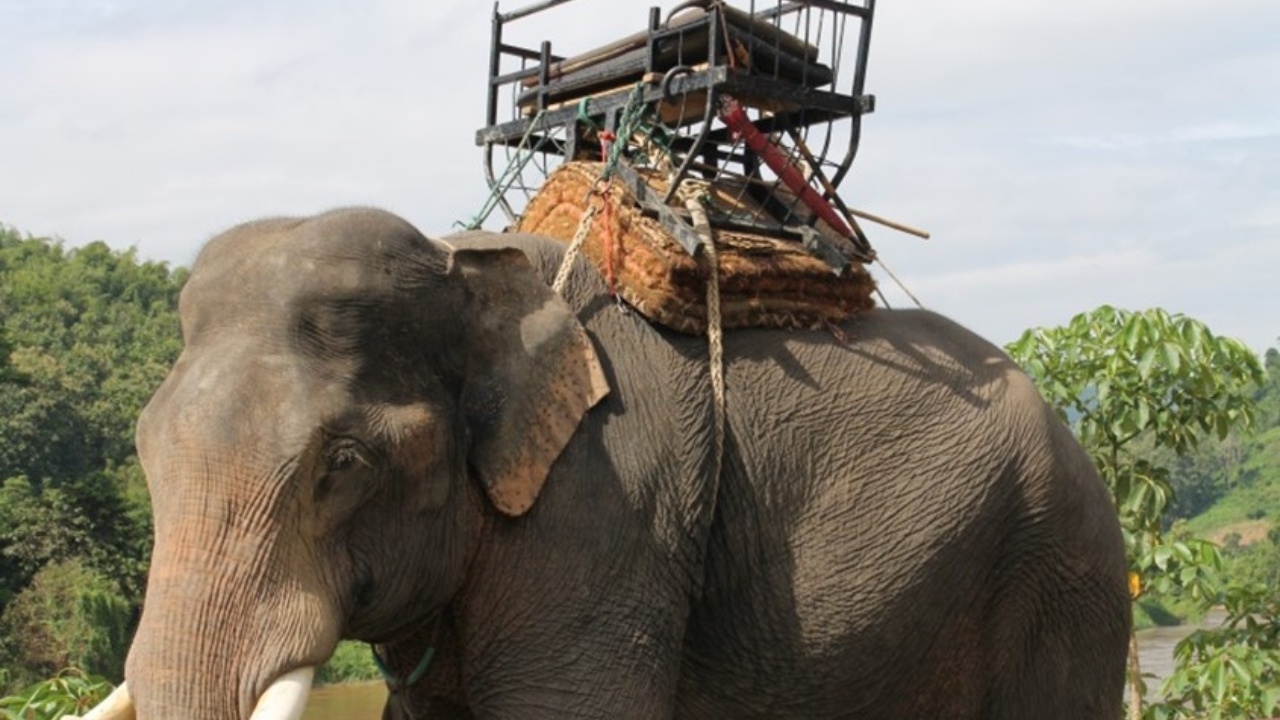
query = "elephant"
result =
(73, 207, 1129, 720)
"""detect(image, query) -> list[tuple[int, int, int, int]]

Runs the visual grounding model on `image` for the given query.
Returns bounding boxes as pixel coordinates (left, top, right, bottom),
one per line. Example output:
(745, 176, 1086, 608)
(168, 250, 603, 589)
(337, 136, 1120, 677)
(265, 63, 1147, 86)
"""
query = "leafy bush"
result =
(1147, 583, 1280, 719)
(1006, 306, 1265, 719)
(0, 668, 114, 720)
(0, 560, 132, 688)
(315, 640, 382, 685)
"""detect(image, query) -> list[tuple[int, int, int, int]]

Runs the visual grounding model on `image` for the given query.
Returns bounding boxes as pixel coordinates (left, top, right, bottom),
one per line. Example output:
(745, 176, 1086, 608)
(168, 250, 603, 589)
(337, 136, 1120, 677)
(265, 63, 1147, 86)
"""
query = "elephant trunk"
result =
(122, 506, 338, 720)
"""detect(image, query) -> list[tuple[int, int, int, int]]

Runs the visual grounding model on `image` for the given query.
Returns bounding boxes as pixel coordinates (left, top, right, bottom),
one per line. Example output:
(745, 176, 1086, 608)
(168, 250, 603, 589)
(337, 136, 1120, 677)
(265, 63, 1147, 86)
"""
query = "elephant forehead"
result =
(182, 209, 449, 332)
(192, 207, 444, 276)
(144, 342, 339, 454)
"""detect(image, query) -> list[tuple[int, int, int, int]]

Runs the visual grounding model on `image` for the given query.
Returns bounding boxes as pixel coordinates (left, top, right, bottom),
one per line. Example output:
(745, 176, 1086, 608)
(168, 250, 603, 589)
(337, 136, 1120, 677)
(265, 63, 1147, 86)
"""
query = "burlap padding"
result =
(516, 162, 876, 334)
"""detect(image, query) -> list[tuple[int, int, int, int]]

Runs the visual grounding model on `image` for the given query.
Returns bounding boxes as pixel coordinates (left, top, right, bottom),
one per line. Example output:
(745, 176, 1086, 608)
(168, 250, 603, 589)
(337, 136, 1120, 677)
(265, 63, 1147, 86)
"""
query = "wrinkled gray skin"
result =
(125, 207, 1128, 720)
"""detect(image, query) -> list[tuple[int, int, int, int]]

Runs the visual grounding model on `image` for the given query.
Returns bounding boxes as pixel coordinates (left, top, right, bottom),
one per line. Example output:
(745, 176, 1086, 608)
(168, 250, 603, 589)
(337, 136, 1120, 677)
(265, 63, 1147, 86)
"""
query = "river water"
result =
(299, 621, 1219, 719)
(1134, 609, 1227, 692)
(302, 682, 386, 720)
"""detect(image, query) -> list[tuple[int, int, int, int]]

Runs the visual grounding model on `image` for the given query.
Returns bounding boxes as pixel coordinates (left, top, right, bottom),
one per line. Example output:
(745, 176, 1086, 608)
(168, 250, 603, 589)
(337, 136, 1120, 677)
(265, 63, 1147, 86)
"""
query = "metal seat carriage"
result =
(471, 0, 879, 271)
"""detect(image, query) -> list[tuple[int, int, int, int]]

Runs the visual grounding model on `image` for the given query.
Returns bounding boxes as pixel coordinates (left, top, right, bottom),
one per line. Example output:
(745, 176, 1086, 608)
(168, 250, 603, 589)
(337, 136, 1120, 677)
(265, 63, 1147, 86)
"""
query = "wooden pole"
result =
(845, 206, 931, 240)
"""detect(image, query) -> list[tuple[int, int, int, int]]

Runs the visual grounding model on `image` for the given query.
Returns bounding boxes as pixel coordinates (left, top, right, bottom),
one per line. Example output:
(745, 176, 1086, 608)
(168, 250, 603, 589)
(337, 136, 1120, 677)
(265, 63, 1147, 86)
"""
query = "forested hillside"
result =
(0, 226, 185, 688)
(1167, 347, 1280, 525)
(1171, 347, 1280, 588)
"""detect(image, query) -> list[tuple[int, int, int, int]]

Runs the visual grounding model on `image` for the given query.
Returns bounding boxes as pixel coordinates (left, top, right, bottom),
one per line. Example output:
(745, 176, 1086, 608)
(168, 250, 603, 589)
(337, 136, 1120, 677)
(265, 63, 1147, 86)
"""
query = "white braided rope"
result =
(676, 180, 726, 493)
(551, 201, 600, 295)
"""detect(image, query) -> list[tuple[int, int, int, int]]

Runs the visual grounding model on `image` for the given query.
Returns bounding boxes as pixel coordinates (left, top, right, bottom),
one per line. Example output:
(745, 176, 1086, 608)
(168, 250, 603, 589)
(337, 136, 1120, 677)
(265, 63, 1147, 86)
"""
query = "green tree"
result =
(0, 327, 21, 385)
(1006, 306, 1264, 719)
(0, 474, 149, 609)
(1258, 348, 1280, 430)
(0, 225, 184, 686)
(1226, 525, 1280, 589)
(0, 231, 185, 485)
(1148, 582, 1280, 719)
(0, 559, 132, 688)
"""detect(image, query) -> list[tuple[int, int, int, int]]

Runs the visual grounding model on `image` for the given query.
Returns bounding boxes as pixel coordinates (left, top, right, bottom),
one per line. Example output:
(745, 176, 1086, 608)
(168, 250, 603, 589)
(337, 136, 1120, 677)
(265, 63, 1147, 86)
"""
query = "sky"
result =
(2, 0, 1277, 353)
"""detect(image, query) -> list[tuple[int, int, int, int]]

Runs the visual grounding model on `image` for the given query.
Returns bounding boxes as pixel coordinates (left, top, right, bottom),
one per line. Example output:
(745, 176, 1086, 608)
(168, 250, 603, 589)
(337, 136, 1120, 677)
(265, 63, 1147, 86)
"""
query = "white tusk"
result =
(60, 681, 135, 720)
(248, 666, 314, 720)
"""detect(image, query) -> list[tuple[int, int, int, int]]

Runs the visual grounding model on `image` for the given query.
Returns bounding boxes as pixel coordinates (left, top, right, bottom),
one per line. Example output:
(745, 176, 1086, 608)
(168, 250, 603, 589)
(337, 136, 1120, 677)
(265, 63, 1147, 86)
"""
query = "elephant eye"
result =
(314, 438, 378, 508)
(324, 439, 370, 473)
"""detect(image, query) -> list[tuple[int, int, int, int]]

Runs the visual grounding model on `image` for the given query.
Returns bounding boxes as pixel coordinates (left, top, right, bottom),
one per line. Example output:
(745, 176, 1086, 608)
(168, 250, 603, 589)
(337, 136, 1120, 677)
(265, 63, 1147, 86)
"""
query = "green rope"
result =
(459, 110, 552, 231)
(600, 83, 649, 181)
(371, 643, 436, 692)
(576, 97, 601, 132)
(462, 82, 660, 231)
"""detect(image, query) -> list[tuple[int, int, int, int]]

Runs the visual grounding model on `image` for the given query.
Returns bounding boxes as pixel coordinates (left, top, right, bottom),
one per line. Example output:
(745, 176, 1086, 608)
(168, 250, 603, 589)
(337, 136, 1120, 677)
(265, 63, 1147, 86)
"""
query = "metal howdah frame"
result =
(473, 0, 876, 244)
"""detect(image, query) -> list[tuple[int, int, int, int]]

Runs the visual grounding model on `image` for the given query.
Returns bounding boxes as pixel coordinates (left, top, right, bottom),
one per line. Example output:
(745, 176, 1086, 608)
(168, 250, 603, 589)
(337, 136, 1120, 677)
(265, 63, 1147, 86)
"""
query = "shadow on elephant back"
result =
(67, 207, 1130, 720)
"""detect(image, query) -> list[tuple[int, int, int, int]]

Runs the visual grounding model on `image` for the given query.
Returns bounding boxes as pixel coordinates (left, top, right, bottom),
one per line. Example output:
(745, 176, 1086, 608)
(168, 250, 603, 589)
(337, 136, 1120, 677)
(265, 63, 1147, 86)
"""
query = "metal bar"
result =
(478, 65, 873, 147)
(482, 144, 518, 225)
(852, 0, 874, 97)
(612, 159, 705, 255)
(645, 6, 661, 75)
(755, 1, 869, 21)
(786, 127, 873, 258)
(500, 0, 578, 23)
(829, 0, 874, 188)
(827, 115, 860, 190)
(720, 73, 870, 114)
(476, 65, 730, 146)
(536, 41, 552, 111)
(498, 43, 562, 62)
(492, 66, 543, 86)
(486, 3, 503, 128)
(721, 98, 854, 240)
(661, 4, 725, 205)
(797, 0, 870, 18)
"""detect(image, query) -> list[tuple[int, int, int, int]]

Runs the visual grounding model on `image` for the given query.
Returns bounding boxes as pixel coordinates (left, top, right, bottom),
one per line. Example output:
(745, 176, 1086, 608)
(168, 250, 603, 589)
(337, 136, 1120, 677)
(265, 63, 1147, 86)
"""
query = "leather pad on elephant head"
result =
(449, 247, 609, 516)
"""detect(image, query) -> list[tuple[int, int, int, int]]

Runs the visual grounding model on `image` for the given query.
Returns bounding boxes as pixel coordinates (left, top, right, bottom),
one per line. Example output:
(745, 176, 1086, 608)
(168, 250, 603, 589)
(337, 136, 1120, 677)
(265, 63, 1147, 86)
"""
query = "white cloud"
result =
(0, 0, 1275, 354)
(1051, 122, 1280, 151)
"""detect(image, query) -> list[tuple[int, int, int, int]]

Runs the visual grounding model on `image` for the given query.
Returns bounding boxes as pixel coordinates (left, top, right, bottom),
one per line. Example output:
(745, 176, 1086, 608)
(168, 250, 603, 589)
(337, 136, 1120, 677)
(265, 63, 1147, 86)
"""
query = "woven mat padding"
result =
(516, 162, 876, 334)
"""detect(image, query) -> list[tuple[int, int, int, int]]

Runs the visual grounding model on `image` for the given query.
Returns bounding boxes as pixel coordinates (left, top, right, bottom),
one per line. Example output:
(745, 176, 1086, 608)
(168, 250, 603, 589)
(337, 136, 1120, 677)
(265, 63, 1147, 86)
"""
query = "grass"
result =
(1184, 426, 1280, 540)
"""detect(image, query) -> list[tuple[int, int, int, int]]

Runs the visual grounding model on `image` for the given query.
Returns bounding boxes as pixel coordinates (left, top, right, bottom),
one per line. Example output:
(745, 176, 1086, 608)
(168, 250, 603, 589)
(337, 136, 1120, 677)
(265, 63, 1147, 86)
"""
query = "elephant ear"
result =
(449, 247, 609, 517)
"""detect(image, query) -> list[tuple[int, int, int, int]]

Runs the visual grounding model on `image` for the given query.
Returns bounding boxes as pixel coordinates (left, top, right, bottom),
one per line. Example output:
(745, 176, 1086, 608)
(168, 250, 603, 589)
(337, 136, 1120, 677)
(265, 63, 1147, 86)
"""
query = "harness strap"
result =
(370, 643, 436, 693)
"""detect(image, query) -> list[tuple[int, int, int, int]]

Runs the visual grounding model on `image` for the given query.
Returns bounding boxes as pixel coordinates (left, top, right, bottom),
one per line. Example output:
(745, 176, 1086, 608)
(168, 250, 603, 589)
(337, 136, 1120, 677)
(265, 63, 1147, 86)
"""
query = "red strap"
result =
(600, 190, 618, 298)
(594, 132, 619, 298)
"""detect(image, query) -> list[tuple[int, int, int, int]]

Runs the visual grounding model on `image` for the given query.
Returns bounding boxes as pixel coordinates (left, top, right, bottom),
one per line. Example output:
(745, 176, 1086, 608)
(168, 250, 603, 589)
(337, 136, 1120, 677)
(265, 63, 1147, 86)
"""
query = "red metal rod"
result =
(718, 97, 854, 239)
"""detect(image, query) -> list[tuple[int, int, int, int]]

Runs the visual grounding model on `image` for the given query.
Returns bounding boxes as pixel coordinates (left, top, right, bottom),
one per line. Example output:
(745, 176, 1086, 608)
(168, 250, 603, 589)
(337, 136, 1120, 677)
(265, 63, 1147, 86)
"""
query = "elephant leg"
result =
(449, 540, 692, 719)
(983, 575, 1129, 719)
(981, 498, 1130, 719)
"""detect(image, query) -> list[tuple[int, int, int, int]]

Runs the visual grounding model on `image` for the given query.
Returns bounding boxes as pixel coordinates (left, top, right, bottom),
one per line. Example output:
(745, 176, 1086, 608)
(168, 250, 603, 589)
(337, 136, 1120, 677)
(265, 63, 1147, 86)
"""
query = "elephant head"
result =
(86, 209, 607, 719)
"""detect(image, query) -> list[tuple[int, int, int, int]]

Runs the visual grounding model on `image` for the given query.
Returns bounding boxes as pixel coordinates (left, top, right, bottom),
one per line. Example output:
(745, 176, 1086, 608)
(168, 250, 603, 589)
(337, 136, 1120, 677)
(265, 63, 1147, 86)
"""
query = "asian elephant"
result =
(73, 207, 1129, 720)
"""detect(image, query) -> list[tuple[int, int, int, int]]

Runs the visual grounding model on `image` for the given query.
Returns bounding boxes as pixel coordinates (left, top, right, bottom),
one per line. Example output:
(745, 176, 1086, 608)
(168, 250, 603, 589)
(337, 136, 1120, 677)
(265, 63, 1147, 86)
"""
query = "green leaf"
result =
(1209, 656, 1227, 700)
(1162, 341, 1183, 376)
(1137, 346, 1157, 380)
(1153, 545, 1173, 570)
